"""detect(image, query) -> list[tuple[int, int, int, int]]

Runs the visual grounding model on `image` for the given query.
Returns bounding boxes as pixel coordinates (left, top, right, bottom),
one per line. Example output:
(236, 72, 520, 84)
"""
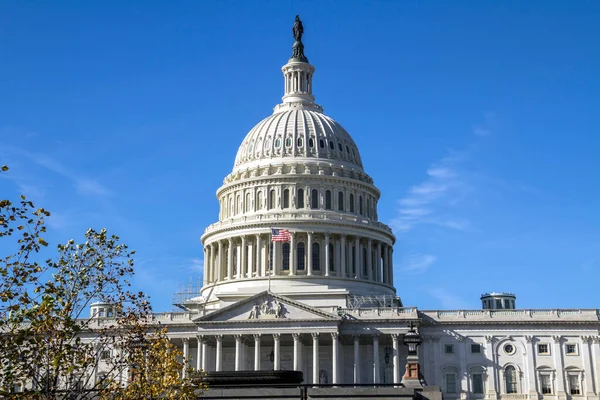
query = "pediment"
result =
(195, 291, 340, 323)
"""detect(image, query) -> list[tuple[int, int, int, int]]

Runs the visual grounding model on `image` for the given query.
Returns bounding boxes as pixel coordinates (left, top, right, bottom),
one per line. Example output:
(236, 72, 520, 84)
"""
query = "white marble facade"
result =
(96, 28, 600, 400)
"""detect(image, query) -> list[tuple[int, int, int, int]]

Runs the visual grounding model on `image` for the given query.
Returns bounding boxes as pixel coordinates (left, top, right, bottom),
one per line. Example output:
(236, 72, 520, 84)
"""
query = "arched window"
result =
(282, 243, 290, 271)
(367, 197, 371, 217)
(297, 243, 305, 270)
(362, 247, 367, 276)
(329, 243, 335, 272)
(349, 193, 355, 212)
(269, 189, 276, 210)
(297, 137, 303, 147)
(338, 191, 344, 211)
(312, 243, 320, 271)
(236, 194, 241, 215)
(283, 189, 290, 209)
(505, 366, 518, 394)
(325, 190, 332, 210)
(297, 188, 304, 209)
(311, 189, 319, 209)
(359, 195, 364, 215)
(245, 192, 251, 213)
(256, 191, 263, 211)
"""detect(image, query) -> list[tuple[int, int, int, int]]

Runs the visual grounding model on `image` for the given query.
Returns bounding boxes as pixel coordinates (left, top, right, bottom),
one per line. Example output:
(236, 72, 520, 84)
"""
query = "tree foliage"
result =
(0, 166, 203, 399)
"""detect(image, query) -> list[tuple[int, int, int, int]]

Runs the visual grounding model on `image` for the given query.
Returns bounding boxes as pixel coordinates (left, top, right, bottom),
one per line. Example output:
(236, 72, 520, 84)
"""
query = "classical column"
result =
(340, 235, 346, 278)
(553, 335, 566, 396)
(241, 236, 247, 278)
(335, 237, 341, 277)
(354, 334, 360, 384)
(215, 335, 223, 372)
(331, 332, 339, 385)
(209, 243, 215, 283)
(524, 336, 537, 395)
(256, 234, 262, 277)
(182, 338, 189, 377)
(273, 333, 281, 370)
(217, 241, 223, 282)
(485, 336, 497, 396)
(227, 238, 233, 280)
(293, 333, 301, 371)
(354, 237, 360, 278)
(236, 244, 242, 279)
(201, 339, 208, 371)
(307, 232, 313, 276)
(375, 242, 382, 282)
(324, 233, 330, 276)
(367, 239, 373, 281)
(388, 247, 394, 286)
(581, 336, 595, 395)
(246, 240, 253, 277)
(254, 334, 261, 371)
(391, 333, 400, 385)
(290, 232, 296, 275)
(196, 335, 204, 371)
(373, 333, 380, 384)
(235, 335, 243, 371)
(312, 333, 320, 384)
(592, 337, 600, 396)
(203, 247, 209, 285)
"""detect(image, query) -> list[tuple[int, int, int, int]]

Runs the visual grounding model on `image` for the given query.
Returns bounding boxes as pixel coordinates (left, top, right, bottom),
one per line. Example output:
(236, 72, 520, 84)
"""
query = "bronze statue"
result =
(292, 15, 304, 42)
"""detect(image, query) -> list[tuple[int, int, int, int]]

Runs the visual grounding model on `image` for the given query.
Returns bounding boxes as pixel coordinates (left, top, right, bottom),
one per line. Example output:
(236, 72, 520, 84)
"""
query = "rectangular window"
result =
(566, 344, 577, 355)
(100, 350, 111, 360)
(446, 373, 457, 393)
(540, 374, 552, 394)
(471, 344, 481, 354)
(472, 373, 484, 394)
(538, 344, 549, 355)
(445, 344, 455, 354)
(496, 299, 503, 309)
(569, 375, 581, 395)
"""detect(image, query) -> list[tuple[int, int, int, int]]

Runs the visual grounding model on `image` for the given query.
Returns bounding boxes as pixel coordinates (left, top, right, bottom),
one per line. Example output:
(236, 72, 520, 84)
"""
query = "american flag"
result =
(271, 228, 292, 242)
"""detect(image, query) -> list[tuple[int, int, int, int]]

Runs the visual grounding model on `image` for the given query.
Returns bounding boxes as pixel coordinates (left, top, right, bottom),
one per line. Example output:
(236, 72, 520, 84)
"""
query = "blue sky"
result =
(1, 1, 599, 312)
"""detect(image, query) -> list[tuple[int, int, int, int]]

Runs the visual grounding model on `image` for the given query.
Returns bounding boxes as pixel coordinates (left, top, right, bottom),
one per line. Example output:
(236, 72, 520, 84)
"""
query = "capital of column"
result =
(253, 334, 261, 341)
(391, 333, 399, 340)
(552, 335, 562, 343)
(292, 333, 301, 341)
(196, 334, 205, 343)
(311, 332, 319, 340)
(215, 334, 223, 342)
(330, 332, 339, 340)
(182, 337, 190, 343)
(273, 333, 281, 341)
(234, 334, 243, 341)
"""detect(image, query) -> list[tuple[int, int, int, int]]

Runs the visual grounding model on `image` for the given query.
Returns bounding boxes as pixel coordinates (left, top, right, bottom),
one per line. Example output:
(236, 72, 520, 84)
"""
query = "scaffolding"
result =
(346, 294, 400, 309)
(171, 277, 203, 311)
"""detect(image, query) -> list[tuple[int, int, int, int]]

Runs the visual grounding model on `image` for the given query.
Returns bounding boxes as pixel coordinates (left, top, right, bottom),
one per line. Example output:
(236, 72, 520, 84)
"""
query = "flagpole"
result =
(268, 228, 272, 293)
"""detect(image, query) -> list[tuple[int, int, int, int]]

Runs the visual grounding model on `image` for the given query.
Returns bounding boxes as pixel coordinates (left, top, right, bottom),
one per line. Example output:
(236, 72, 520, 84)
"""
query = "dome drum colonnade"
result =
(200, 20, 396, 305)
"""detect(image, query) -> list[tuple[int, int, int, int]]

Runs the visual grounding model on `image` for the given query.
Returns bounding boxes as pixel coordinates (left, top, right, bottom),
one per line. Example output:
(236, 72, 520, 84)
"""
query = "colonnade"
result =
(203, 232, 393, 287)
(182, 332, 406, 385)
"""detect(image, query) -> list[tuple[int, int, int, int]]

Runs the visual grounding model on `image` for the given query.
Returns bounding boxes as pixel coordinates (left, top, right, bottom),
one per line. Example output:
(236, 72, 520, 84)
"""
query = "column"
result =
(203, 247, 209, 285)
(375, 242, 382, 282)
(354, 334, 361, 384)
(592, 337, 600, 396)
(196, 335, 204, 371)
(290, 232, 296, 275)
(209, 243, 215, 283)
(553, 335, 566, 395)
(392, 333, 400, 385)
(373, 333, 380, 384)
(388, 247, 394, 286)
(324, 234, 330, 276)
(293, 333, 301, 371)
(255, 234, 262, 277)
(201, 339, 208, 371)
(236, 244, 242, 279)
(182, 338, 190, 377)
(241, 236, 247, 278)
(485, 336, 497, 396)
(312, 333, 320, 384)
(272, 241, 278, 276)
(340, 235, 346, 278)
(215, 335, 223, 372)
(354, 237, 360, 278)
(217, 241, 223, 282)
(331, 333, 339, 385)
(307, 232, 313, 276)
(525, 336, 537, 396)
(253, 334, 261, 371)
(274, 333, 281, 370)
(335, 238, 341, 277)
(246, 240, 253, 277)
(235, 335, 242, 371)
(581, 337, 595, 395)
(227, 238, 233, 280)
(367, 239, 373, 281)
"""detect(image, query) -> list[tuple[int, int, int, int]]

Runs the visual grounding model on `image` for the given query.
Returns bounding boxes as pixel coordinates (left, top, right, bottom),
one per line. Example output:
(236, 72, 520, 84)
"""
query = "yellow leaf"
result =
(38, 238, 48, 246)
(1, 165, 8, 171)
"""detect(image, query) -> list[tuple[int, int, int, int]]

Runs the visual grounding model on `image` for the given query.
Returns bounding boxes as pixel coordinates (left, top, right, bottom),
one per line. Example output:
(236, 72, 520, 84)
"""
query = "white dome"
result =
(233, 109, 364, 172)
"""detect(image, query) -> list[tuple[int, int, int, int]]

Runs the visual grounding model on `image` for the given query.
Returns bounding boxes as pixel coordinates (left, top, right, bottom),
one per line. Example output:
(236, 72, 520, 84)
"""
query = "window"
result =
(325, 190, 332, 210)
(329, 141, 334, 150)
(504, 299, 511, 309)
(283, 189, 290, 209)
(362, 248, 367, 276)
(297, 189, 304, 208)
(319, 139, 324, 148)
(328, 243, 335, 272)
(349, 193, 355, 212)
(297, 137, 303, 147)
(98, 308, 105, 317)
(445, 344, 455, 354)
(568, 374, 581, 395)
(312, 243, 320, 271)
(566, 344, 577, 355)
(256, 191, 263, 211)
(471, 344, 481, 354)
(504, 344, 515, 355)
(275, 137, 281, 148)
(540, 374, 552, 394)
(472, 373, 484, 394)
(338, 191, 344, 211)
(245, 192, 251, 212)
(505, 366, 517, 394)
(100, 350, 111, 360)
(297, 243, 305, 271)
(445, 373, 457, 393)
(496, 299, 503, 309)
(286, 137, 292, 147)
(311, 189, 319, 209)
(338, 143, 343, 151)
(269, 189, 276, 210)
(282, 243, 290, 271)
(359, 196, 363, 215)
(309, 138, 314, 148)
(538, 344, 549, 355)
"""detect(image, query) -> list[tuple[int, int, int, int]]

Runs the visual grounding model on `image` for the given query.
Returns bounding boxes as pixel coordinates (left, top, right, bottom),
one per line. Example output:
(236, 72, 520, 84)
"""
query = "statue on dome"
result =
(292, 15, 304, 42)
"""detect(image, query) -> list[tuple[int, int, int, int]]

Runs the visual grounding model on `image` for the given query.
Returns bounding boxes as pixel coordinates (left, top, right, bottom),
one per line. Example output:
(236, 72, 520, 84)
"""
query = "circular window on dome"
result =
(504, 344, 516, 355)
(338, 143, 343, 151)
(329, 141, 334, 150)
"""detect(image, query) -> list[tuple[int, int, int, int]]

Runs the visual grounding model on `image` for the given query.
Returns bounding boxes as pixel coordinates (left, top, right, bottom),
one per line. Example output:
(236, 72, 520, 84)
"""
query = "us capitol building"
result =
(93, 17, 600, 400)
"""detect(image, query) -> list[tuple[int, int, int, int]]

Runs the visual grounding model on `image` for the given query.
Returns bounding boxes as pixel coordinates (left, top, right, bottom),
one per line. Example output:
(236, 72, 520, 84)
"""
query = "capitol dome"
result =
(199, 24, 397, 310)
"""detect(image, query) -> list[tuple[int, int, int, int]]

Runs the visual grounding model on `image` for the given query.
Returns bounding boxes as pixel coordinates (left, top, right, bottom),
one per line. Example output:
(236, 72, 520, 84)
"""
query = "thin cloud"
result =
(426, 287, 472, 310)
(399, 253, 437, 274)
